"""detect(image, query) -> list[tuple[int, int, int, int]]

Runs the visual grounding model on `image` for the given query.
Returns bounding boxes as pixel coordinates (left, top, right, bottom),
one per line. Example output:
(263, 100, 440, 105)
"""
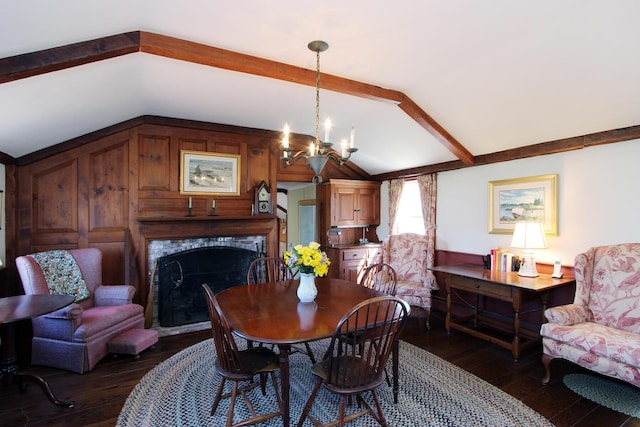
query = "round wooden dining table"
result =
(216, 277, 388, 427)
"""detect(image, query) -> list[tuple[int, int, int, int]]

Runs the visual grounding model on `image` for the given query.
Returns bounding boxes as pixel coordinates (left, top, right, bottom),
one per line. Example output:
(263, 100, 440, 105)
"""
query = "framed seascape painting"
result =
(488, 174, 558, 235)
(180, 150, 241, 196)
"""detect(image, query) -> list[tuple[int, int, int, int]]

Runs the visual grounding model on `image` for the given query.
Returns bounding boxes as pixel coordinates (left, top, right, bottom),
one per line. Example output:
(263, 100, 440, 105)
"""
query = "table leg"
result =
(392, 339, 399, 404)
(512, 291, 522, 361)
(277, 344, 292, 427)
(445, 283, 452, 334)
(0, 323, 74, 408)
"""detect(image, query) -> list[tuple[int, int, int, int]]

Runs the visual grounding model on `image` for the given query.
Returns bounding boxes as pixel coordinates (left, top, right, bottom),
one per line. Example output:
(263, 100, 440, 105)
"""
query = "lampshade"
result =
(510, 222, 547, 277)
(510, 222, 547, 249)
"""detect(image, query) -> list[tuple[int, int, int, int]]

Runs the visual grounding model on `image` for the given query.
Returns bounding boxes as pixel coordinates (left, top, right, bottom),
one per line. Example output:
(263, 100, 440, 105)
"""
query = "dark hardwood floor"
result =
(1, 310, 638, 427)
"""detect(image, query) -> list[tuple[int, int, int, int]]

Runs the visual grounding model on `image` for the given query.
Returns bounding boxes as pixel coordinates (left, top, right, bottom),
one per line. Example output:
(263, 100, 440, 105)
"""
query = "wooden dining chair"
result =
(297, 295, 410, 427)
(246, 256, 296, 285)
(202, 283, 283, 427)
(359, 263, 398, 296)
(357, 263, 400, 393)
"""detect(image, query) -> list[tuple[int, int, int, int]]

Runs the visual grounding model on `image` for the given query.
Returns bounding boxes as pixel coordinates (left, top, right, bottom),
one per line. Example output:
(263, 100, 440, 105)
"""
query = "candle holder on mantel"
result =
(209, 200, 217, 216)
(186, 197, 195, 217)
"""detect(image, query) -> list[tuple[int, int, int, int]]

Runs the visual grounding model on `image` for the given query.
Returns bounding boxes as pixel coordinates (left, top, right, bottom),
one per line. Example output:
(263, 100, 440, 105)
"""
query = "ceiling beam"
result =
(373, 124, 640, 181)
(0, 32, 140, 84)
(0, 30, 474, 165)
(398, 94, 474, 165)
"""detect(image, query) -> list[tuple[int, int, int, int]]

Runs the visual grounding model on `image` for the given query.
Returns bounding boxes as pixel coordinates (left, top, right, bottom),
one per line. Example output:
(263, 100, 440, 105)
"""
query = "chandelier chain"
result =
(281, 40, 357, 184)
(314, 49, 321, 148)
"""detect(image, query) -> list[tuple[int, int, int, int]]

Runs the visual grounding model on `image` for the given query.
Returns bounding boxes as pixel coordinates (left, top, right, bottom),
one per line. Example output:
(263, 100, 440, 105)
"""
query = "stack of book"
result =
(488, 248, 520, 272)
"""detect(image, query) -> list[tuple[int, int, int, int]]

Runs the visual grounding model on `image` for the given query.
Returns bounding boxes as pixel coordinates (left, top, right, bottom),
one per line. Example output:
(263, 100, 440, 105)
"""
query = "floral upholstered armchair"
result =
(16, 248, 145, 373)
(540, 243, 640, 387)
(382, 233, 437, 328)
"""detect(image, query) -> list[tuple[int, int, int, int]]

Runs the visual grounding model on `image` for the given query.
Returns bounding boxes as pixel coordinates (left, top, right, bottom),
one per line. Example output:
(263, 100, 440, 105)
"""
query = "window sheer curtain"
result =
(388, 179, 404, 235)
(417, 174, 437, 290)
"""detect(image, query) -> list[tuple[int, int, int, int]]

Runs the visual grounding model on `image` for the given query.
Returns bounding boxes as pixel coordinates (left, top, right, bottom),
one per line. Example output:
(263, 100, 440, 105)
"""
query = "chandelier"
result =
(281, 40, 358, 184)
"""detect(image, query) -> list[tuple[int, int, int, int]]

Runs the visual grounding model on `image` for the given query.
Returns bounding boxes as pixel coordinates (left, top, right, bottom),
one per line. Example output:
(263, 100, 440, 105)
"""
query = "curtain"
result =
(417, 173, 438, 290)
(388, 179, 404, 235)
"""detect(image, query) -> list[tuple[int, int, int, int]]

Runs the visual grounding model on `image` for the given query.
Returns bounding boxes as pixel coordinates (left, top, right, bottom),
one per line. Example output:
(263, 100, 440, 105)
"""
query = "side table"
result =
(0, 294, 75, 407)
(430, 264, 575, 361)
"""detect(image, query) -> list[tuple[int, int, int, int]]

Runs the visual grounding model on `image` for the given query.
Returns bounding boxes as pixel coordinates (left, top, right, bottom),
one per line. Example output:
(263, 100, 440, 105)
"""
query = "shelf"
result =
(137, 215, 277, 223)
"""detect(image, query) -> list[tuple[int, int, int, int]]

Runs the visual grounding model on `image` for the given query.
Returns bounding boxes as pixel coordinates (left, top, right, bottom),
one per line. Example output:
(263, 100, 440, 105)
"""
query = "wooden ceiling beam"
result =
(0, 32, 140, 84)
(398, 94, 474, 166)
(0, 30, 473, 164)
(374, 124, 640, 181)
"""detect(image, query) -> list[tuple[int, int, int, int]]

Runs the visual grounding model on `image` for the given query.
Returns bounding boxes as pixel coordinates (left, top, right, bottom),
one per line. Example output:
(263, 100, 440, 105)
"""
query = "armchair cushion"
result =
(541, 322, 640, 369)
(94, 285, 135, 306)
(29, 250, 90, 302)
(544, 303, 588, 325)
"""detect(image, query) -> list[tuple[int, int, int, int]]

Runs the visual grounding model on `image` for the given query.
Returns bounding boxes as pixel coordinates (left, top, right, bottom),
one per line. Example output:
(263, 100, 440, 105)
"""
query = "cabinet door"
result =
(342, 248, 369, 282)
(357, 187, 380, 226)
(333, 186, 358, 226)
(343, 261, 364, 283)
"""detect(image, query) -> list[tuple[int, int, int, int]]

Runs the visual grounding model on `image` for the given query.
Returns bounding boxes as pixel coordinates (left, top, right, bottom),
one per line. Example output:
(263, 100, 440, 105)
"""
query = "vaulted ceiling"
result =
(2, 1, 640, 178)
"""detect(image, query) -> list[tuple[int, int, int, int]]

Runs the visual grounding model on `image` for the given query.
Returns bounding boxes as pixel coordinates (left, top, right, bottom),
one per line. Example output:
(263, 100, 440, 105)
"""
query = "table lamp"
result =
(510, 221, 547, 277)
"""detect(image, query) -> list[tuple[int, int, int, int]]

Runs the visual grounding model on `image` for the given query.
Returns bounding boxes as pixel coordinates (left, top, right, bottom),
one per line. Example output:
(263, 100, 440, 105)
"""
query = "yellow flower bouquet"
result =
(284, 241, 331, 277)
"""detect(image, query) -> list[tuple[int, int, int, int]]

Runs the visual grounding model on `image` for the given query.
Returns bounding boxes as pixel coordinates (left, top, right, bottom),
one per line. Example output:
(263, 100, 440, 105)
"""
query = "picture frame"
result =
(180, 150, 240, 195)
(488, 174, 558, 235)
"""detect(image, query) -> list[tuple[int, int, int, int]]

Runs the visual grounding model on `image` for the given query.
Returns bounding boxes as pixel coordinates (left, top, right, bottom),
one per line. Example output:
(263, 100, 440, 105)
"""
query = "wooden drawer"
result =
(449, 275, 513, 299)
(367, 247, 382, 260)
(342, 248, 368, 261)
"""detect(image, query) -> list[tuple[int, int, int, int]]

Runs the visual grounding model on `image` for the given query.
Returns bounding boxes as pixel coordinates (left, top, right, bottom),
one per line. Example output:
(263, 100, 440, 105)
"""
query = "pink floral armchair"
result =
(540, 243, 640, 387)
(16, 248, 145, 373)
(383, 233, 438, 328)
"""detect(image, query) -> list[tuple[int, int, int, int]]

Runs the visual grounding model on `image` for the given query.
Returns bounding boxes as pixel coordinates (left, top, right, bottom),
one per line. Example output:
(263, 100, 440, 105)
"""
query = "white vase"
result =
(297, 272, 318, 302)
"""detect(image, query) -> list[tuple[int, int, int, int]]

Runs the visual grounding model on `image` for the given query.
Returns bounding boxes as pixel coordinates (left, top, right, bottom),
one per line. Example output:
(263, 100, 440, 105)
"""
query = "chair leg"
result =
(270, 371, 283, 412)
(304, 342, 316, 364)
(542, 353, 554, 384)
(425, 308, 431, 330)
(339, 395, 347, 427)
(226, 382, 239, 427)
(297, 378, 323, 427)
(211, 378, 227, 416)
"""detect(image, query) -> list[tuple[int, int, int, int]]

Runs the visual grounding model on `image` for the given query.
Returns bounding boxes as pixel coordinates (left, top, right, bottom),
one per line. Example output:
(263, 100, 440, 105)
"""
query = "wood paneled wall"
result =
(10, 117, 367, 303)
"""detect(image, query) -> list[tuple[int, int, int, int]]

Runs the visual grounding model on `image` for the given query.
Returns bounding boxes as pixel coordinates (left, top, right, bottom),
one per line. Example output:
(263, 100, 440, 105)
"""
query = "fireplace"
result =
(157, 246, 258, 327)
(147, 235, 266, 330)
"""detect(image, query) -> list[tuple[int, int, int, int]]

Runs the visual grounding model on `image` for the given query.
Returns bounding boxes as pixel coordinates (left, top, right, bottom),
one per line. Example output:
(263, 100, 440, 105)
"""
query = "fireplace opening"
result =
(157, 246, 258, 327)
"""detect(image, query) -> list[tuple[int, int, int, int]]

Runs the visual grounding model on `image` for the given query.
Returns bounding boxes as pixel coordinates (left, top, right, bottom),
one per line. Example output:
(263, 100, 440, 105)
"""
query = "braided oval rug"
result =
(117, 339, 552, 426)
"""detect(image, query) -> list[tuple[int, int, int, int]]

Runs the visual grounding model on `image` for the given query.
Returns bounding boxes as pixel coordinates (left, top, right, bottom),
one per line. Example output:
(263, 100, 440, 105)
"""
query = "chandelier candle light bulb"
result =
(282, 123, 289, 154)
(324, 118, 331, 142)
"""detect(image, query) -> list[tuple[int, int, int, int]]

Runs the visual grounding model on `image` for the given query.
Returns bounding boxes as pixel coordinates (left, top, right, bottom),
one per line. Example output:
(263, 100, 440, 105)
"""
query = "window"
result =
(394, 180, 425, 234)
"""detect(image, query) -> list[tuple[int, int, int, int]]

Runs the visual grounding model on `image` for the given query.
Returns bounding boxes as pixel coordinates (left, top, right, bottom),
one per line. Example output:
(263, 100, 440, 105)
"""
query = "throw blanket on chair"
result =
(29, 250, 90, 302)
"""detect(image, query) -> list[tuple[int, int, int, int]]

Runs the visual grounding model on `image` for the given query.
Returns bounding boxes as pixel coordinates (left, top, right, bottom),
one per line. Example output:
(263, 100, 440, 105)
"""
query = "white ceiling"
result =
(2, 1, 639, 175)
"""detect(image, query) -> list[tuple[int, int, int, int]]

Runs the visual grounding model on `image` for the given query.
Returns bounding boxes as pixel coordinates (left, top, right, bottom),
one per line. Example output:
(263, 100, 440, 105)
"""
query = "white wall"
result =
(379, 138, 640, 266)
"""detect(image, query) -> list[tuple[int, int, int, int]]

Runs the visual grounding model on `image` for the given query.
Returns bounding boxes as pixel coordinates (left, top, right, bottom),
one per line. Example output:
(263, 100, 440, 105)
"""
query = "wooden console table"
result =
(430, 264, 575, 361)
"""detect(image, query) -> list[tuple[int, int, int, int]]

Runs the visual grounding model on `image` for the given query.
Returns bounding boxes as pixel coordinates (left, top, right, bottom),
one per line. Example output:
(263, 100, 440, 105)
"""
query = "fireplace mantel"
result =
(135, 214, 279, 312)
(137, 215, 277, 223)
(137, 215, 278, 240)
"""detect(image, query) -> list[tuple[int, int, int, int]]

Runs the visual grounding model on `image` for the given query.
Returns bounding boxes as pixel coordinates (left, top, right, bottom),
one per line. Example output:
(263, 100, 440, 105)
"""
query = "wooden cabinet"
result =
(317, 179, 380, 228)
(327, 244, 383, 282)
(316, 179, 380, 243)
